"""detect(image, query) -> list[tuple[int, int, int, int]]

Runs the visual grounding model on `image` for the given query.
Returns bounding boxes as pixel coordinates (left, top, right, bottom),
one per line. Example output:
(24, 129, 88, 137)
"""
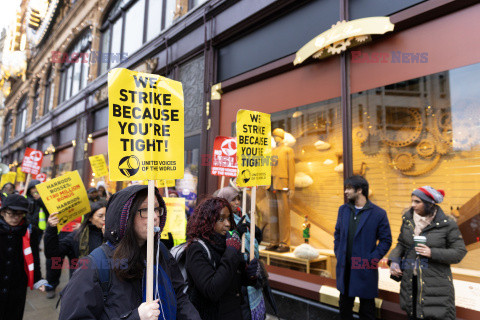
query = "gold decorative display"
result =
(393, 153, 414, 171)
(294, 17, 394, 65)
(416, 139, 435, 158)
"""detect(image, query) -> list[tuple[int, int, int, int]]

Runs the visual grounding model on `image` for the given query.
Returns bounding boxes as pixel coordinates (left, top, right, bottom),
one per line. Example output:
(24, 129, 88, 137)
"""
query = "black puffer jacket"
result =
(389, 207, 467, 320)
(26, 180, 49, 228)
(44, 223, 104, 259)
(59, 185, 200, 320)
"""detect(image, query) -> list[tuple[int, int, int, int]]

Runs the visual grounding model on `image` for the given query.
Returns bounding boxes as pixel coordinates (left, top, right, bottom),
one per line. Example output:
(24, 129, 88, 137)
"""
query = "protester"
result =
(44, 200, 107, 266)
(389, 186, 467, 320)
(186, 197, 260, 320)
(0, 194, 47, 320)
(334, 175, 392, 320)
(87, 187, 100, 202)
(59, 184, 200, 320)
(97, 181, 108, 201)
(216, 187, 266, 320)
(44, 215, 80, 299)
(1, 182, 17, 204)
(25, 180, 49, 280)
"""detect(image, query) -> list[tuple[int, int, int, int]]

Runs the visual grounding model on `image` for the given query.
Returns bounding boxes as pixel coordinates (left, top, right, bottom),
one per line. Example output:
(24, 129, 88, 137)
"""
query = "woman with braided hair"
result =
(186, 197, 260, 320)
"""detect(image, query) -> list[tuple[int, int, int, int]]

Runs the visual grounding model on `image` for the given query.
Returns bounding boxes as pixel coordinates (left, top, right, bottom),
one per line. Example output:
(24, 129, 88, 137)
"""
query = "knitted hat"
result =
(216, 186, 241, 203)
(412, 186, 445, 204)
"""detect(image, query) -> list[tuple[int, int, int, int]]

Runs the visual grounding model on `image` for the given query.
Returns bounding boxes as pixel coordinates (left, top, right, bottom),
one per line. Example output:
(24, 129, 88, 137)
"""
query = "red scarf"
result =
(22, 227, 34, 289)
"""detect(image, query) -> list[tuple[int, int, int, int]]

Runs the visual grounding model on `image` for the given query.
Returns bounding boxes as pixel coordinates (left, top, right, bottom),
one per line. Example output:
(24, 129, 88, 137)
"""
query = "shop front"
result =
(211, 2, 480, 318)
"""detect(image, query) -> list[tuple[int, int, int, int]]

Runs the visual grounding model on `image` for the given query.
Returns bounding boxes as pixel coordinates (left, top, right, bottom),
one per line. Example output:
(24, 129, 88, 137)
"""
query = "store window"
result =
(15, 96, 28, 136)
(88, 135, 116, 194)
(58, 30, 91, 103)
(32, 81, 41, 123)
(3, 111, 13, 143)
(233, 98, 343, 275)
(43, 66, 55, 114)
(93, 106, 109, 131)
(351, 62, 480, 272)
(58, 123, 77, 146)
(54, 147, 74, 177)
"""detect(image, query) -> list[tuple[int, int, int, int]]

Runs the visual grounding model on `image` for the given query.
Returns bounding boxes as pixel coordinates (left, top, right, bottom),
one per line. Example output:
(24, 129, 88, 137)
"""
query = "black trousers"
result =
(408, 276, 418, 320)
(0, 282, 27, 320)
(339, 294, 376, 320)
(45, 231, 74, 290)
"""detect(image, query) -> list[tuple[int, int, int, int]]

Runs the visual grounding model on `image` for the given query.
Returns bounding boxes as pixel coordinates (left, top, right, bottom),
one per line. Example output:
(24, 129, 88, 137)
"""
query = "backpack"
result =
(89, 243, 171, 301)
(170, 239, 215, 294)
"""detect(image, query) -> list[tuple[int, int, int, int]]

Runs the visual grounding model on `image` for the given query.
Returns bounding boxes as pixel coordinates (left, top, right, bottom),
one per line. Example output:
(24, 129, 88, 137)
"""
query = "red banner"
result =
(211, 136, 237, 177)
(21, 148, 44, 175)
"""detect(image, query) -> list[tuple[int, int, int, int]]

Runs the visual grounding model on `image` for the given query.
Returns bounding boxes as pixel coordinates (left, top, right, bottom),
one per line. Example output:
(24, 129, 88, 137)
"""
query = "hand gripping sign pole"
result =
(236, 110, 271, 261)
(108, 68, 184, 303)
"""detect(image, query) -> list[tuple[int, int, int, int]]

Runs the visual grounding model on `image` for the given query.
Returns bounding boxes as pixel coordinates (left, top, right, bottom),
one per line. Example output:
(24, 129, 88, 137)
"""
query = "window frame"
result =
(15, 95, 28, 136)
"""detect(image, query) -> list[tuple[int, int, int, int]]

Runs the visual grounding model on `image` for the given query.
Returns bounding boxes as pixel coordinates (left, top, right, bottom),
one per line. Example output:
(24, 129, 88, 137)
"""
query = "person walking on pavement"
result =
(59, 185, 200, 320)
(389, 186, 467, 320)
(0, 194, 47, 320)
(334, 175, 392, 320)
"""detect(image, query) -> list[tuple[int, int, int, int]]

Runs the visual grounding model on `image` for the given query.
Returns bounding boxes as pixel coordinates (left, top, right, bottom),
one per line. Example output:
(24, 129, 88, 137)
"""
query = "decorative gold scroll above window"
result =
(294, 17, 395, 65)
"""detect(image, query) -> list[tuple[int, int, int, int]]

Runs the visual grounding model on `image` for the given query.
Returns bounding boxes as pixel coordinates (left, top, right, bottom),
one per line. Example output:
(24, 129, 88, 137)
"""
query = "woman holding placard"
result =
(44, 200, 107, 265)
(185, 197, 260, 320)
(59, 185, 200, 320)
(389, 186, 467, 320)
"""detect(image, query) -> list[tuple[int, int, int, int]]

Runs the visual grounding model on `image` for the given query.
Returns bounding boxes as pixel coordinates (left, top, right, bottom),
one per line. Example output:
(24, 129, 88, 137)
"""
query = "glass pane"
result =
(179, 55, 204, 135)
(111, 18, 123, 67)
(351, 62, 480, 272)
(48, 82, 55, 111)
(147, 0, 162, 41)
(165, 0, 175, 29)
(192, 0, 208, 8)
(57, 72, 64, 104)
(65, 66, 73, 100)
(71, 60, 81, 97)
(100, 28, 111, 74)
(81, 49, 90, 89)
(124, 0, 145, 57)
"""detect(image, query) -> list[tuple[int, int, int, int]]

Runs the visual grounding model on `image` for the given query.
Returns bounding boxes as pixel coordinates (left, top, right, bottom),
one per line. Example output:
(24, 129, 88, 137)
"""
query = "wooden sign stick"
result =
(23, 173, 31, 195)
(146, 180, 155, 302)
(241, 187, 247, 253)
(249, 186, 257, 261)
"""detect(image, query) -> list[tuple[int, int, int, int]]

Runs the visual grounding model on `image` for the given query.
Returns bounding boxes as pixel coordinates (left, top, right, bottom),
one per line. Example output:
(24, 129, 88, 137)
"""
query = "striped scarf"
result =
(22, 226, 34, 289)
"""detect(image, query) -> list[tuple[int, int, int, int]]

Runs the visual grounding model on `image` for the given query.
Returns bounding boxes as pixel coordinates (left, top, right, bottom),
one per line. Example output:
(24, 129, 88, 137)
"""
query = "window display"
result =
(352, 62, 480, 273)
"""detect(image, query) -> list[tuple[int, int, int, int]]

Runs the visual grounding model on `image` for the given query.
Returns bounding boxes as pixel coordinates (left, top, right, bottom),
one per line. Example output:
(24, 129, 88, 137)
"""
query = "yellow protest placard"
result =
(16, 167, 26, 182)
(36, 171, 91, 232)
(108, 68, 184, 181)
(0, 172, 16, 186)
(161, 197, 186, 245)
(89, 154, 109, 177)
(236, 110, 272, 187)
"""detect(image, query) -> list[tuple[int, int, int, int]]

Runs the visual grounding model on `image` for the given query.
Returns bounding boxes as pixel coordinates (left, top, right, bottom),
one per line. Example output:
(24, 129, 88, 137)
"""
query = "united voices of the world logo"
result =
(119, 155, 140, 177)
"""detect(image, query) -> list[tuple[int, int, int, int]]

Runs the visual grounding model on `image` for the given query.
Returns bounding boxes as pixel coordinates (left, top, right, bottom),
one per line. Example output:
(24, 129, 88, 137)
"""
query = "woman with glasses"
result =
(59, 185, 200, 320)
(0, 194, 48, 320)
(185, 197, 260, 320)
(44, 200, 107, 270)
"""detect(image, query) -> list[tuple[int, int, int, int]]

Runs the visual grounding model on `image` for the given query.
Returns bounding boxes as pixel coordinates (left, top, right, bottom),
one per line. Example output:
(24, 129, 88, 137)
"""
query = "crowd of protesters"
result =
(0, 173, 467, 320)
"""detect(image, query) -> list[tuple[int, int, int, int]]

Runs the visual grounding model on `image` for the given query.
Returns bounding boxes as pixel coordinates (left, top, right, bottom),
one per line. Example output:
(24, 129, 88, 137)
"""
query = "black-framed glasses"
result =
(137, 207, 164, 218)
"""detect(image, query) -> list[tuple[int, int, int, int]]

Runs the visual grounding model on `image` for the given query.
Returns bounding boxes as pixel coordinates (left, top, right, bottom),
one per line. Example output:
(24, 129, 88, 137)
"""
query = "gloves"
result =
(226, 230, 242, 252)
(245, 258, 260, 279)
(235, 216, 248, 237)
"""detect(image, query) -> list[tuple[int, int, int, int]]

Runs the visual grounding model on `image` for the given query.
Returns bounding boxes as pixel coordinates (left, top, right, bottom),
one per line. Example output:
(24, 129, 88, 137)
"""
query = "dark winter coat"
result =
(186, 235, 251, 320)
(58, 184, 200, 320)
(44, 223, 104, 260)
(26, 180, 49, 228)
(388, 207, 467, 320)
(334, 201, 392, 299)
(0, 217, 42, 320)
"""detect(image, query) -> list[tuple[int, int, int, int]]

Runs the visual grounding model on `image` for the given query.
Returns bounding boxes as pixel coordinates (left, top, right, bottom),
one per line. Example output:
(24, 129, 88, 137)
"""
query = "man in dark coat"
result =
(334, 175, 392, 320)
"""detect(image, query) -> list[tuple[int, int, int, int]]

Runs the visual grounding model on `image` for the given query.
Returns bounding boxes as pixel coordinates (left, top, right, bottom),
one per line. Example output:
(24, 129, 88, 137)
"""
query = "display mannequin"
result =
(266, 128, 295, 253)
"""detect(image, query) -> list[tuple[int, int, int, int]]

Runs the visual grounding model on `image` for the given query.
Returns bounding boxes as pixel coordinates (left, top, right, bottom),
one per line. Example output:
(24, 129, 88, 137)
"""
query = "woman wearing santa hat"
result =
(389, 186, 467, 320)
